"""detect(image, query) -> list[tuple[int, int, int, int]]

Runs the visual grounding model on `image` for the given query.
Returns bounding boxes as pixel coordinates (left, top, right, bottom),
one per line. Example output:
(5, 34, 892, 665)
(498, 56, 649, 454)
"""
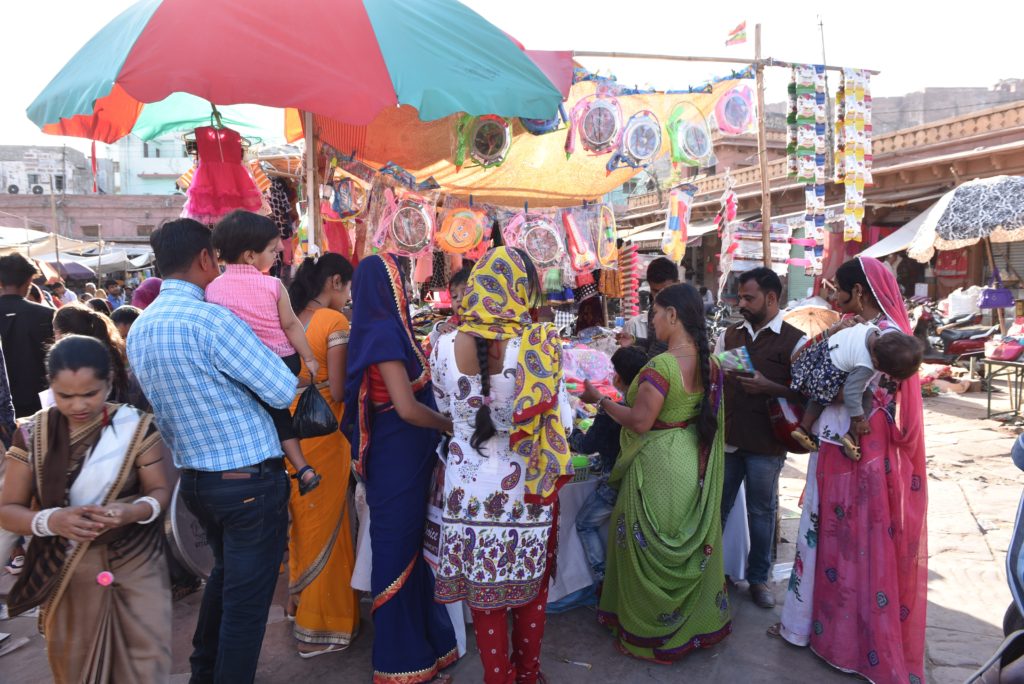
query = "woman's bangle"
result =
(31, 508, 60, 537)
(133, 496, 161, 525)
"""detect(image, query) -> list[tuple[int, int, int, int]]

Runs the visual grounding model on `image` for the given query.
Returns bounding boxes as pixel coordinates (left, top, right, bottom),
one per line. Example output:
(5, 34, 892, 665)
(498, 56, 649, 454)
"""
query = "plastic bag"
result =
(292, 386, 338, 439)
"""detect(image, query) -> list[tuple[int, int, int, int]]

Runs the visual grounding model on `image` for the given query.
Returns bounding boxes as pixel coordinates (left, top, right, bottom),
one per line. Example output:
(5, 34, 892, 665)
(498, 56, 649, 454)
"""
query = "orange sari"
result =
(287, 308, 359, 645)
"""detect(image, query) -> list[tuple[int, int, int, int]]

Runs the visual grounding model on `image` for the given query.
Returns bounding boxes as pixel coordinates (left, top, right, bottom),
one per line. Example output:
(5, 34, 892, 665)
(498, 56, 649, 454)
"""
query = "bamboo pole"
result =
(572, 50, 879, 75)
(304, 111, 318, 256)
(755, 24, 772, 267)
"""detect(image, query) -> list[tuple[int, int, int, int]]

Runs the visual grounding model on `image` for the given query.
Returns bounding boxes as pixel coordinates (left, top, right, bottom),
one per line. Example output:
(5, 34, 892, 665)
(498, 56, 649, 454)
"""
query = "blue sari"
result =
(342, 255, 457, 683)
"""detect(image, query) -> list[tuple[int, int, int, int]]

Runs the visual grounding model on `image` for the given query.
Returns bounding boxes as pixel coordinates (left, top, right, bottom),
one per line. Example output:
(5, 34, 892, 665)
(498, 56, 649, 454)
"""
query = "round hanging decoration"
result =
(714, 86, 755, 135)
(667, 102, 714, 167)
(597, 204, 619, 268)
(506, 212, 563, 267)
(375, 189, 435, 256)
(437, 206, 487, 253)
(565, 92, 623, 157)
(607, 110, 662, 172)
(455, 114, 512, 171)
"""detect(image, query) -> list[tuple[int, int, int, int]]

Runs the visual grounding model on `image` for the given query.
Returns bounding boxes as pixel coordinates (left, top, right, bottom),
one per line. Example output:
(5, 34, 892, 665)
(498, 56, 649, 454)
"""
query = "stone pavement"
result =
(1, 388, 1019, 683)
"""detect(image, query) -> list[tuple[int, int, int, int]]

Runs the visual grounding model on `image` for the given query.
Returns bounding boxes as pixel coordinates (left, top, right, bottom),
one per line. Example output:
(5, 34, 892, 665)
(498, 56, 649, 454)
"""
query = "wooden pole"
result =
(572, 50, 879, 75)
(755, 24, 772, 268)
(304, 110, 319, 256)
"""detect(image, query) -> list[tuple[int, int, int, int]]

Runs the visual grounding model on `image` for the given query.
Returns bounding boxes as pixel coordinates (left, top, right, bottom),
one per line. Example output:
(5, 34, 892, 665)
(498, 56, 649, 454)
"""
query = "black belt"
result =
(183, 459, 284, 478)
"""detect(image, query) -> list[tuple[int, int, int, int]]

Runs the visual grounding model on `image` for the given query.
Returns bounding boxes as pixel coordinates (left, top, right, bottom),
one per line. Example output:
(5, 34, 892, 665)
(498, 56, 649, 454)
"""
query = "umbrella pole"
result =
(985, 237, 1007, 335)
(755, 23, 772, 268)
(304, 111, 320, 258)
(48, 174, 61, 274)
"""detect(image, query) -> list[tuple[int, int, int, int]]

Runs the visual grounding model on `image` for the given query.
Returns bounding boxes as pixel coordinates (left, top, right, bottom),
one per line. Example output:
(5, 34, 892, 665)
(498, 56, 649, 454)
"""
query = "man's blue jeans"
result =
(720, 450, 785, 585)
(180, 462, 290, 684)
(575, 482, 618, 582)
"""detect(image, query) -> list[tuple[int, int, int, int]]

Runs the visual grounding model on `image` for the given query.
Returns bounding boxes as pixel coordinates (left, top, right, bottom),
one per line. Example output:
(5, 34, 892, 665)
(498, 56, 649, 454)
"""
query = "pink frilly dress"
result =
(182, 126, 263, 224)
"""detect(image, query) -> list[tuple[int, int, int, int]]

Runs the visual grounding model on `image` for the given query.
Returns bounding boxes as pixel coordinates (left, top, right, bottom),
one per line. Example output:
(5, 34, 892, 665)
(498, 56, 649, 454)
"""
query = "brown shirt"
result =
(720, 315, 805, 456)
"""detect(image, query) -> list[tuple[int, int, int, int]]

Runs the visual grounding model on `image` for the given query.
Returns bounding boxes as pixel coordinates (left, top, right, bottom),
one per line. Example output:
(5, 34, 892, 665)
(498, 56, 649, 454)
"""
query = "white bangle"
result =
(31, 508, 60, 537)
(133, 496, 161, 525)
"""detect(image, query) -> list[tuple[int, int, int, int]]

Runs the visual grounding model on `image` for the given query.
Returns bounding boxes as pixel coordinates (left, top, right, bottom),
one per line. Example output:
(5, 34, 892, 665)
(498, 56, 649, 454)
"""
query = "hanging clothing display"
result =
(182, 126, 262, 224)
(267, 178, 298, 239)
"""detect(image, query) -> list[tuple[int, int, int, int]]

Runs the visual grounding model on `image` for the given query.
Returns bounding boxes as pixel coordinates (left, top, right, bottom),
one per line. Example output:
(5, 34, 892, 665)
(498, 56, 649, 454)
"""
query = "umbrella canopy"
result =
(784, 305, 840, 338)
(908, 176, 1024, 262)
(49, 260, 97, 281)
(28, 0, 569, 144)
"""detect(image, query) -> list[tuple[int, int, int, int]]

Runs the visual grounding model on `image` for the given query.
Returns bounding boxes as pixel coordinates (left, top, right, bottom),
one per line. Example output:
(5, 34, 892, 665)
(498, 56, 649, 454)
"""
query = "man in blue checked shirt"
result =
(127, 218, 296, 684)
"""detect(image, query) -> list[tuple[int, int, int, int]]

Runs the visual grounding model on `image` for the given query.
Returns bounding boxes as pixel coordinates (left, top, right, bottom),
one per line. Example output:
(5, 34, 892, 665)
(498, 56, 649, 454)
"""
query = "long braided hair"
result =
(654, 283, 717, 448)
(468, 248, 542, 452)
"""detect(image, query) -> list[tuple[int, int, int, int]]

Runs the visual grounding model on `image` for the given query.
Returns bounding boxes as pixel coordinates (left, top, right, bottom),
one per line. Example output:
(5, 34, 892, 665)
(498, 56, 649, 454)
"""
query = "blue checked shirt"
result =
(126, 279, 297, 471)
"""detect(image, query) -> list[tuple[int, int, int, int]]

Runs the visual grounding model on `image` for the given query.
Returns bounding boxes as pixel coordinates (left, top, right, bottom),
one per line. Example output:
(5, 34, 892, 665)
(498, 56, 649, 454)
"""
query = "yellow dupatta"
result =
(457, 247, 571, 504)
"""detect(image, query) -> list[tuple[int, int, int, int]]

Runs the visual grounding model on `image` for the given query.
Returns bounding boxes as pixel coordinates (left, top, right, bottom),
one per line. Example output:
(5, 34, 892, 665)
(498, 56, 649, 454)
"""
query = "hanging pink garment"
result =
(183, 126, 263, 224)
(413, 254, 434, 284)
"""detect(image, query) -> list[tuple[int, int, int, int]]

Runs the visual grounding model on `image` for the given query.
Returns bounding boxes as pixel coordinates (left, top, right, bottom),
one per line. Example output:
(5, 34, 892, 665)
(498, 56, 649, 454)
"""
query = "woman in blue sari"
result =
(342, 254, 457, 683)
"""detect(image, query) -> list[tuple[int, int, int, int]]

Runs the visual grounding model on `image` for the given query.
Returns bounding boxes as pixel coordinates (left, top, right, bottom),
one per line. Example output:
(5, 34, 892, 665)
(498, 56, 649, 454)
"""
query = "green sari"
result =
(597, 353, 732, 661)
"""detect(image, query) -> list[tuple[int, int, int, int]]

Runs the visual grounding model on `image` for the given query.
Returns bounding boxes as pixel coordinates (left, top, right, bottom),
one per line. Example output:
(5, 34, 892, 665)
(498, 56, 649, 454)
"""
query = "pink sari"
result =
(809, 257, 928, 684)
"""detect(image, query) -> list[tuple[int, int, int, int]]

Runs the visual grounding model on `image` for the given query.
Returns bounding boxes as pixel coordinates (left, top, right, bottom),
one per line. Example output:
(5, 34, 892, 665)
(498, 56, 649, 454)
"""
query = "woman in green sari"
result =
(581, 283, 731, 663)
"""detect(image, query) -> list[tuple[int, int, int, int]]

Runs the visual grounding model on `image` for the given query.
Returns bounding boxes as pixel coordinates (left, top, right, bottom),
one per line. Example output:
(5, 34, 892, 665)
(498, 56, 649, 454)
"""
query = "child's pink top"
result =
(206, 264, 295, 356)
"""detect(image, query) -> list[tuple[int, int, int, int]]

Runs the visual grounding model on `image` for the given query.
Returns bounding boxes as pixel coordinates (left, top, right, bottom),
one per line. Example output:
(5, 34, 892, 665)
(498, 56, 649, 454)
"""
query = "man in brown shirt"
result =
(715, 267, 805, 609)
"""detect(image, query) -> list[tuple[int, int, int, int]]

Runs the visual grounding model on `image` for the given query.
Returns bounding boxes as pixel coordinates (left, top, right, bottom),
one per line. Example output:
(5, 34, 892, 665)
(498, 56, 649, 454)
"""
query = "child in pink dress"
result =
(207, 211, 321, 494)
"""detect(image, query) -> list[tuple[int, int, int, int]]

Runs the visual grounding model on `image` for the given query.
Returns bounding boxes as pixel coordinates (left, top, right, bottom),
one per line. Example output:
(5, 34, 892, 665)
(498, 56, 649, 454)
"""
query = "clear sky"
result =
(2, 0, 1021, 157)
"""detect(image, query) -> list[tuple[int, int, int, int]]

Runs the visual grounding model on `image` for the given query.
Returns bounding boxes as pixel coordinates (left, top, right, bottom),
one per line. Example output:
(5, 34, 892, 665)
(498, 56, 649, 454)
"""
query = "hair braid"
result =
(685, 320, 716, 449)
(470, 336, 497, 451)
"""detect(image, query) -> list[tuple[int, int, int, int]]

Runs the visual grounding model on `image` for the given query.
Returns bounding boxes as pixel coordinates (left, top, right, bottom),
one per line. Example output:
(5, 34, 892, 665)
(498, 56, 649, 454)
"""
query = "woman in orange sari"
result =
(286, 253, 359, 656)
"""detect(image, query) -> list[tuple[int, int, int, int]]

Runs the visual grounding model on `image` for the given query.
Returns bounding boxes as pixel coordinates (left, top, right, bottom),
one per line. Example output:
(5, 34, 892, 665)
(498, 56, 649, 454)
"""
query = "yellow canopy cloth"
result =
(290, 79, 741, 206)
(457, 247, 571, 503)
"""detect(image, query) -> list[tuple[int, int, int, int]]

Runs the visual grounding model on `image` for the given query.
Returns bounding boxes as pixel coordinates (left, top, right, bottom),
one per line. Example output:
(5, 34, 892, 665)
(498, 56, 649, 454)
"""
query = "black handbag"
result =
(292, 384, 338, 439)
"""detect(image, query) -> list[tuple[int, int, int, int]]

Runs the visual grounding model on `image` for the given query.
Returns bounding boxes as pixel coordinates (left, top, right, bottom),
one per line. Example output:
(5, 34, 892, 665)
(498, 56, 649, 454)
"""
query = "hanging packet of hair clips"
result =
(560, 205, 600, 274)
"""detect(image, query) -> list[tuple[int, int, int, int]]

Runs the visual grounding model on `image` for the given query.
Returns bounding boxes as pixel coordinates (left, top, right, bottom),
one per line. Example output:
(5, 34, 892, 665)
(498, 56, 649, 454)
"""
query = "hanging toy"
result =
(505, 212, 563, 268)
(520, 103, 569, 135)
(565, 89, 623, 158)
(455, 114, 513, 171)
(661, 184, 696, 262)
(437, 205, 487, 254)
(606, 110, 663, 173)
(667, 102, 714, 167)
(331, 178, 365, 219)
(714, 86, 755, 135)
(595, 204, 618, 268)
(372, 188, 435, 257)
(562, 208, 599, 272)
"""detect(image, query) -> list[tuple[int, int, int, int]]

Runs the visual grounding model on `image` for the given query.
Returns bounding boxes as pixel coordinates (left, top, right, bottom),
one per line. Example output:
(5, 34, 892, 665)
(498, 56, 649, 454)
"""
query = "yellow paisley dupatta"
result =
(457, 247, 571, 504)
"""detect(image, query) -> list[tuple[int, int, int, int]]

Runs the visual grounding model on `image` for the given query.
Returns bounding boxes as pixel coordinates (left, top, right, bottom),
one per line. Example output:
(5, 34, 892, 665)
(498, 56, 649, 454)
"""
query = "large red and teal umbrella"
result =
(27, 0, 570, 144)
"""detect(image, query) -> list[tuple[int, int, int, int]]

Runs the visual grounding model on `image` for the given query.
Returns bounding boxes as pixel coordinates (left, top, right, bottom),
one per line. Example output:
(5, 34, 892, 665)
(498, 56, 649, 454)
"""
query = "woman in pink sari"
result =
(777, 256, 927, 684)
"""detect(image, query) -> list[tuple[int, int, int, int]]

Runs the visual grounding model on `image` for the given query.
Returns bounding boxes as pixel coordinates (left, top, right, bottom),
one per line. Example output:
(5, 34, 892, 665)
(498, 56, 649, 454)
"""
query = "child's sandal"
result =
(839, 435, 862, 462)
(293, 466, 322, 495)
(790, 427, 819, 452)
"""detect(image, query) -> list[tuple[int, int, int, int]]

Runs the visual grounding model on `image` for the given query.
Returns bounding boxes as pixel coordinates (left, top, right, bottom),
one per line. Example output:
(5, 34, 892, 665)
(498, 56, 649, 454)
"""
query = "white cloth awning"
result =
(858, 224, 919, 259)
(623, 221, 718, 244)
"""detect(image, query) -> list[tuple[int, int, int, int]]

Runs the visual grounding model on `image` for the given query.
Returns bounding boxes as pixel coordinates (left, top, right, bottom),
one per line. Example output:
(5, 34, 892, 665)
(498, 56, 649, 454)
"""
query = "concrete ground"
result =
(1, 387, 1020, 683)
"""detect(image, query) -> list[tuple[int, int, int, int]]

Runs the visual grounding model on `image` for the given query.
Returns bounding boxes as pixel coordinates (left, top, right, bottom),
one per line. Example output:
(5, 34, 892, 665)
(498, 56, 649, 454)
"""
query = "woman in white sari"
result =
(0, 335, 172, 684)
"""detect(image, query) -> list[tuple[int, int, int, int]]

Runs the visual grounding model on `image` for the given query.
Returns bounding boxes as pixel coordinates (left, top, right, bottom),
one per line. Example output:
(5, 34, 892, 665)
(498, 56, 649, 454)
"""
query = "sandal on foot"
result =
(293, 466, 322, 495)
(297, 642, 351, 659)
(790, 427, 819, 452)
(614, 638, 671, 665)
(766, 622, 782, 639)
(839, 434, 862, 461)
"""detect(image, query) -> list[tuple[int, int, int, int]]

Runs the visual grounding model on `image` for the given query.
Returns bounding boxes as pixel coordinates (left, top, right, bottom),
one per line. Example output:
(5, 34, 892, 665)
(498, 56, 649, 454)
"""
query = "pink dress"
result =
(183, 126, 263, 224)
(804, 258, 928, 684)
(206, 264, 294, 357)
